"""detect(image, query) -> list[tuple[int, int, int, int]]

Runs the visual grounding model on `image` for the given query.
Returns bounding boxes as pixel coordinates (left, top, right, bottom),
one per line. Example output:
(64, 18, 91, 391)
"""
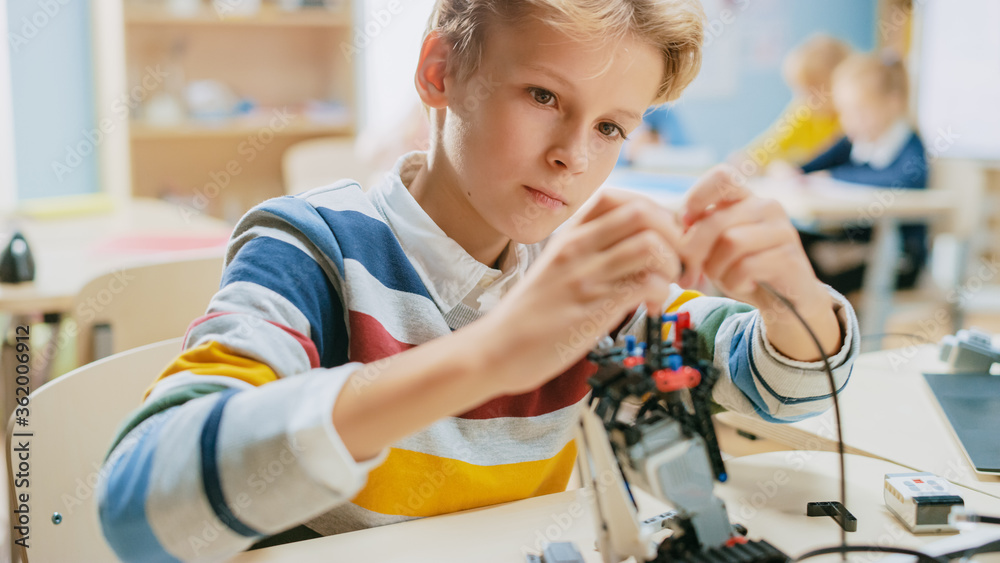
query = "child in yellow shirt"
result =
(739, 34, 852, 172)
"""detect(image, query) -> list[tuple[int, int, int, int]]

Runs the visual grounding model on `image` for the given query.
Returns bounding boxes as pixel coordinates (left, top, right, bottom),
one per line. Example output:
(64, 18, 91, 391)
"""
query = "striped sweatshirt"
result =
(97, 152, 859, 563)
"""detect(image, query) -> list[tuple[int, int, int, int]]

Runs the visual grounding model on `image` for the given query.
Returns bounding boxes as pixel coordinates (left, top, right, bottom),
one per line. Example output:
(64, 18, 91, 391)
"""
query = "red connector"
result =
(652, 365, 701, 392)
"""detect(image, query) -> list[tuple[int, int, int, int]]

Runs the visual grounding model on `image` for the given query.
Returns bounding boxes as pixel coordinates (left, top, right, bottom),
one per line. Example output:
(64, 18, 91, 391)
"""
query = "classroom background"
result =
(2, 0, 1000, 561)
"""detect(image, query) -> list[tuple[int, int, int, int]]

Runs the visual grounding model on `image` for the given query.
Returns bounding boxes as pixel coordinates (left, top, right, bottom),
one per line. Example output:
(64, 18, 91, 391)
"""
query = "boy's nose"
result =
(547, 132, 590, 175)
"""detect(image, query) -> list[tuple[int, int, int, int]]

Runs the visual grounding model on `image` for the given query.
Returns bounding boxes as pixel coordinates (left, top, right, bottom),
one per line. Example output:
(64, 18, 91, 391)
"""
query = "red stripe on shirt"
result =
(457, 358, 594, 420)
(347, 310, 594, 419)
(185, 312, 320, 368)
(347, 310, 416, 363)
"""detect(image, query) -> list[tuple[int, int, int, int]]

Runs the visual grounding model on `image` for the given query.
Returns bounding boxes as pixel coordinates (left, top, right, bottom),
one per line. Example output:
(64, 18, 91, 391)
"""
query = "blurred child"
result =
(739, 34, 852, 172)
(799, 52, 928, 293)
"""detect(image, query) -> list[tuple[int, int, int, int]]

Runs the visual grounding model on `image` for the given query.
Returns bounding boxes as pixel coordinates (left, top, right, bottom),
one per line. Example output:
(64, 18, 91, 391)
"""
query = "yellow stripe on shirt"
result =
(661, 289, 702, 340)
(352, 440, 577, 518)
(143, 341, 280, 400)
(665, 289, 702, 314)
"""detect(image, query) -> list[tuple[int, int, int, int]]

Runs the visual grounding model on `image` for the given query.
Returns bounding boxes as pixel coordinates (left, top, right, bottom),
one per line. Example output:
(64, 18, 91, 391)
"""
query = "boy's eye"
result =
(529, 87, 556, 106)
(598, 122, 625, 140)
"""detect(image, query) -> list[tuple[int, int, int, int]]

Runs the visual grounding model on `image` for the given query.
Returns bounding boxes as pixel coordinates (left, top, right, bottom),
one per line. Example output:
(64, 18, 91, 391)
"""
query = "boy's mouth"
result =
(523, 185, 567, 210)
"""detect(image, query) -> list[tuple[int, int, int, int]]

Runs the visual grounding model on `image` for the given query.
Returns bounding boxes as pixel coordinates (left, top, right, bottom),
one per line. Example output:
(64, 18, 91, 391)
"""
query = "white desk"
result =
(0, 198, 231, 315)
(0, 198, 231, 446)
(717, 344, 1000, 500)
(232, 453, 1000, 562)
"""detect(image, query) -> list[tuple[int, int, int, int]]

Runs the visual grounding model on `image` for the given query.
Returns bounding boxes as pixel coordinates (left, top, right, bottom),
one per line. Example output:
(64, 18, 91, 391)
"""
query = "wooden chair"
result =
(71, 255, 224, 366)
(6, 338, 183, 563)
(282, 137, 371, 195)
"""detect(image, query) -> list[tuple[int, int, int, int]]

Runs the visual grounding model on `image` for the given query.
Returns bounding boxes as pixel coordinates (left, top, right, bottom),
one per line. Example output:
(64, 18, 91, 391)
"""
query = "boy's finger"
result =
(682, 166, 752, 226)
(585, 229, 683, 284)
(680, 198, 784, 276)
(573, 187, 661, 226)
(701, 222, 796, 282)
(717, 244, 794, 297)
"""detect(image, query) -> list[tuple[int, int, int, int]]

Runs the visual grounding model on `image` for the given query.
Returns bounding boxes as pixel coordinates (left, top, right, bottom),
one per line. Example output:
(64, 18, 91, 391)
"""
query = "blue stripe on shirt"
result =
(98, 411, 182, 563)
(221, 235, 347, 367)
(200, 389, 261, 538)
(258, 197, 432, 300)
(257, 197, 348, 276)
(728, 320, 831, 423)
(749, 351, 851, 405)
(316, 207, 432, 299)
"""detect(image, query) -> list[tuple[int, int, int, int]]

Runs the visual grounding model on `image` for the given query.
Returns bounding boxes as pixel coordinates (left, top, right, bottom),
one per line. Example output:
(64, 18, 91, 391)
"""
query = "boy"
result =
(97, 1, 859, 561)
(799, 53, 928, 293)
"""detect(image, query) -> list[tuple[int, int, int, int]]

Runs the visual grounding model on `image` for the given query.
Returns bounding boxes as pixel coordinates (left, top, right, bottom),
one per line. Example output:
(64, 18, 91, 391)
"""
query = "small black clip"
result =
(0, 231, 35, 284)
(807, 501, 857, 532)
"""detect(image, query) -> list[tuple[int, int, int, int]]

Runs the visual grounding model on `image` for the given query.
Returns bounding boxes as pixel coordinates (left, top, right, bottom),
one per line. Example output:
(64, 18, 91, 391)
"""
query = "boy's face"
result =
(439, 18, 663, 244)
(833, 81, 902, 144)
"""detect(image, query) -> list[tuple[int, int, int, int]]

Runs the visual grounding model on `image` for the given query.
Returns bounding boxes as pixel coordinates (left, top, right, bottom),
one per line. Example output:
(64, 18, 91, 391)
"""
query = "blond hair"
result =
(783, 34, 852, 90)
(426, 0, 705, 104)
(832, 52, 909, 104)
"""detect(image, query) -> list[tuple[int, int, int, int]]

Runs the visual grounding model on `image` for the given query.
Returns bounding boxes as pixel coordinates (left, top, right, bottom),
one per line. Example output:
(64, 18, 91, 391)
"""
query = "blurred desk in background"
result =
(605, 171, 956, 336)
(0, 198, 232, 428)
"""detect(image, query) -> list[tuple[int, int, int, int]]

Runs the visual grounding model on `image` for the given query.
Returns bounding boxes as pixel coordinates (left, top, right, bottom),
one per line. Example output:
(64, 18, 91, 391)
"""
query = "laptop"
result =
(922, 372, 1000, 475)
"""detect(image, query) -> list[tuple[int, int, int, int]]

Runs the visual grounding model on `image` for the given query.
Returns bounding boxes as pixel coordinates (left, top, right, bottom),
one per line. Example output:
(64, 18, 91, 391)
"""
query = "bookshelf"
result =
(123, 0, 357, 222)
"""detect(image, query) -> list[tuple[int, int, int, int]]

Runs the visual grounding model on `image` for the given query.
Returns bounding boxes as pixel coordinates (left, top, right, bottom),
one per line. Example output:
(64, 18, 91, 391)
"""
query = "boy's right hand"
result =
(479, 189, 685, 396)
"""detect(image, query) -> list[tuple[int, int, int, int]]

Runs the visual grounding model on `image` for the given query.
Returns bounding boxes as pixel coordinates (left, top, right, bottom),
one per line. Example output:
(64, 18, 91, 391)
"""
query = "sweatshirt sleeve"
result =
(618, 285, 859, 422)
(801, 136, 853, 174)
(96, 196, 388, 563)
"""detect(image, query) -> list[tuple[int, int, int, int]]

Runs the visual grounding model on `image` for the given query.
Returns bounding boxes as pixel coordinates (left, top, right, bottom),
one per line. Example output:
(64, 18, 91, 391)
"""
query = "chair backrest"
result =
(6, 338, 183, 563)
(72, 255, 224, 365)
(282, 136, 370, 195)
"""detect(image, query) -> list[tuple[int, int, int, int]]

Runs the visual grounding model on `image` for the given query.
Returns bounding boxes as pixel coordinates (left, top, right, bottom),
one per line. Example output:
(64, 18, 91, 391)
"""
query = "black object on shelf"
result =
(0, 231, 35, 283)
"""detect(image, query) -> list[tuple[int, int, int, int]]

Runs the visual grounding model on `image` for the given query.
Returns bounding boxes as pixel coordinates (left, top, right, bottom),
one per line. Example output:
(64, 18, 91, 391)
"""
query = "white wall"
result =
(358, 0, 435, 134)
(917, 0, 1000, 161)
(0, 0, 16, 211)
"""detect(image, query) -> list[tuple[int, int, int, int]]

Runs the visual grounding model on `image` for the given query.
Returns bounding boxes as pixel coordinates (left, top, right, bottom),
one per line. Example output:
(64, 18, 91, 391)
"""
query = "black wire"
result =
(793, 545, 946, 563)
(757, 282, 847, 556)
(964, 513, 1000, 525)
(756, 284, 997, 563)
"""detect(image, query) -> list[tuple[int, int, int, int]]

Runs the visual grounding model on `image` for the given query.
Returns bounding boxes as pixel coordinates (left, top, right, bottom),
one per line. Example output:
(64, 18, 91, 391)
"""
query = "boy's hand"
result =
(678, 166, 842, 361)
(482, 189, 684, 395)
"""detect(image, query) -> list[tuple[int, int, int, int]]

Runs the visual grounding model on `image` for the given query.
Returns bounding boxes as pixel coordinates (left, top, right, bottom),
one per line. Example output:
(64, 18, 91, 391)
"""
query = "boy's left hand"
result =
(677, 166, 842, 360)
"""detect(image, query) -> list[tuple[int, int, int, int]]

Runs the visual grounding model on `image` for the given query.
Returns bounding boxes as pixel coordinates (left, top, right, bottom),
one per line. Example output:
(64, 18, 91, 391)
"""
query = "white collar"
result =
(368, 151, 528, 313)
(849, 120, 912, 169)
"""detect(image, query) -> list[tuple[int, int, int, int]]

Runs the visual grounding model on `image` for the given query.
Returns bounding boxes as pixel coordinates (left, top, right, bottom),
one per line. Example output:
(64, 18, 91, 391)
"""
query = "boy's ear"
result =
(415, 31, 450, 109)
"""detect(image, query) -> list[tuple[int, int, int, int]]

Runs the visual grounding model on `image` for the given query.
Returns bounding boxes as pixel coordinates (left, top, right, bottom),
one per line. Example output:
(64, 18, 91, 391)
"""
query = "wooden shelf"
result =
(130, 119, 353, 140)
(125, 3, 350, 28)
